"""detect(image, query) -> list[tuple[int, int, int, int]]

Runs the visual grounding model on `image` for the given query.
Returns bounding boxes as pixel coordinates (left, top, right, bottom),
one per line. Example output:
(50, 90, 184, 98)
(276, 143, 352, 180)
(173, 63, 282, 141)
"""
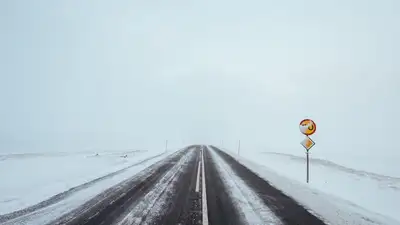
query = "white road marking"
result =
(196, 161, 201, 192)
(201, 146, 209, 225)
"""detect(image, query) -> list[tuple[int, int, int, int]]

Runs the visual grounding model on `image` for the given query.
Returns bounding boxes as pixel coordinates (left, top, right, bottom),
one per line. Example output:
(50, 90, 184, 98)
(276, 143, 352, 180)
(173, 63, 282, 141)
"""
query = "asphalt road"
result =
(48, 145, 327, 225)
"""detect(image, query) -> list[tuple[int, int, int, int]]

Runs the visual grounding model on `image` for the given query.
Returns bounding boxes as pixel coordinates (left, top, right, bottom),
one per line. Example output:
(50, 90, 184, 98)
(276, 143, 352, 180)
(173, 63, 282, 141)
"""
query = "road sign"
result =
(299, 118, 317, 183)
(299, 119, 316, 136)
(301, 136, 315, 151)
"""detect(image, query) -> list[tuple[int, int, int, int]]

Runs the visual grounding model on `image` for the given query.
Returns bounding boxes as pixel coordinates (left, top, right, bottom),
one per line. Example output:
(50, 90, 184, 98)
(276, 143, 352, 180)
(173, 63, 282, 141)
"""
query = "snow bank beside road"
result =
(0, 149, 171, 215)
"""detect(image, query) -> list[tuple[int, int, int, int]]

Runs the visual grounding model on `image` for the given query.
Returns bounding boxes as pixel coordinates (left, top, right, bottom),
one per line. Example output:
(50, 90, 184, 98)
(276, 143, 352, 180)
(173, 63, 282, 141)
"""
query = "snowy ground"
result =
(0, 149, 176, 216)
(303, 151, 400, 178)
(218, 147, 400, 225)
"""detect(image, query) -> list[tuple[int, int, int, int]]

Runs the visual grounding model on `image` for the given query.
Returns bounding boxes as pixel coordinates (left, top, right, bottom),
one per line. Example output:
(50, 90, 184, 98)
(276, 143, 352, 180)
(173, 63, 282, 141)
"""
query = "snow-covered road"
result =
(56, 145, 327, 225)
(2, 145, 396, 225)
(207, 147, 282, 225)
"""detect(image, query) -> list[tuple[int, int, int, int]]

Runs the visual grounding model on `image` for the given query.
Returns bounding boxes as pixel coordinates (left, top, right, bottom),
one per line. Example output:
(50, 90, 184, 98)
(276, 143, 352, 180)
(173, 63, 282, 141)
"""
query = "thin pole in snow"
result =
(306, 151, 309, 183)
(238, 140, 241, 156)
(165, 140, 168, 152)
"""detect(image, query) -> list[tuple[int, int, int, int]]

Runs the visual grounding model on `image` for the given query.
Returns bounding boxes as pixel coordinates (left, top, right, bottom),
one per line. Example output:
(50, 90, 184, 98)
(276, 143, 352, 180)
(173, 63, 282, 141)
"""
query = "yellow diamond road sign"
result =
(301, 136, 315, 151)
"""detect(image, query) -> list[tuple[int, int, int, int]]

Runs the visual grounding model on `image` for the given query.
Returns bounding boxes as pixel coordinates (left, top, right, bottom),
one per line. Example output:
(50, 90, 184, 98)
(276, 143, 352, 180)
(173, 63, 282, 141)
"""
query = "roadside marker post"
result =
(299, 119, 316, 183)
(238, 140, 241, 156)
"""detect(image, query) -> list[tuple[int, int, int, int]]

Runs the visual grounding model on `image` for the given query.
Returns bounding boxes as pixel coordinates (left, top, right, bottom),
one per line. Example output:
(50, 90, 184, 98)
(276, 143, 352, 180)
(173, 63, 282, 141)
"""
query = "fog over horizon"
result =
(1, 1, 399, 160)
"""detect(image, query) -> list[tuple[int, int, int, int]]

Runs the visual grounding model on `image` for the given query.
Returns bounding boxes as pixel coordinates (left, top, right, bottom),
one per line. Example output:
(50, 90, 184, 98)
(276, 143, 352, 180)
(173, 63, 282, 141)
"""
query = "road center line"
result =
(195, 161, 201, 192)
(201, 146, 209, 225)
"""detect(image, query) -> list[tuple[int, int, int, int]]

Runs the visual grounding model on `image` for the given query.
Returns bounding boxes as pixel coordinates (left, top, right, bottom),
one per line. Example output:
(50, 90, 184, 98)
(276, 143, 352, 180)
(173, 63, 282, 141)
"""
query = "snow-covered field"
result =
(306, 151, 400, 179)
(218, 147, 400, 225)
(0, 149, 175, 216)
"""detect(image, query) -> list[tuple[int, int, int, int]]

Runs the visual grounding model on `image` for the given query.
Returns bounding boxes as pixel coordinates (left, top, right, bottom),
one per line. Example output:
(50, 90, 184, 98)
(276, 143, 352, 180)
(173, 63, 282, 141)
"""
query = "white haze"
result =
(1, 0, 399, 161)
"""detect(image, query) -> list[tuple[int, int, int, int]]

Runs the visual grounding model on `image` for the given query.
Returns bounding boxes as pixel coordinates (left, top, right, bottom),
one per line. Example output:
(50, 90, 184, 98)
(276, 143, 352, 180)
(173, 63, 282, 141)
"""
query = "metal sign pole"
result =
(306, 151, 309, 183)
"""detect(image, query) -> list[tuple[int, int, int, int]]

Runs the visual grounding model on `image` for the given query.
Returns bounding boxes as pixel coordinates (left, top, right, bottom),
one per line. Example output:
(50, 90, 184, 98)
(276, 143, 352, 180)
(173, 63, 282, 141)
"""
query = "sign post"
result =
(299, 119, 316, 183)
(306, 151, 309, 183)
(238, 140, 241, 156)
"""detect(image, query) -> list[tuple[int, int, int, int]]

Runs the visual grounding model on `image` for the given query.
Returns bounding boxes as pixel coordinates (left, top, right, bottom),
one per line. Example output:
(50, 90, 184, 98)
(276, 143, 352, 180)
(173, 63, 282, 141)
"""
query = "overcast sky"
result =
(1, 0, 399, 156)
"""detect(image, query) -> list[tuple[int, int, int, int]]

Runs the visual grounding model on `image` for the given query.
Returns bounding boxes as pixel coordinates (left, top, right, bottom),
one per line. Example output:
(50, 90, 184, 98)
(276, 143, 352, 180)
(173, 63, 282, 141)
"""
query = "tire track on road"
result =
(115, 147, 198, 225)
